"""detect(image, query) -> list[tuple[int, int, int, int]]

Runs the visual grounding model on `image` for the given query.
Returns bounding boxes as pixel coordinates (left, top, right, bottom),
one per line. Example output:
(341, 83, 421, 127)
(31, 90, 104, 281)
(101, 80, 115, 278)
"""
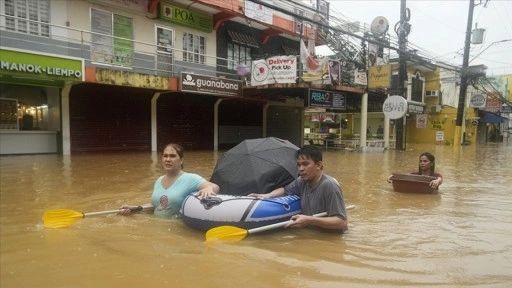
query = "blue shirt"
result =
(151, 173, 205, 218)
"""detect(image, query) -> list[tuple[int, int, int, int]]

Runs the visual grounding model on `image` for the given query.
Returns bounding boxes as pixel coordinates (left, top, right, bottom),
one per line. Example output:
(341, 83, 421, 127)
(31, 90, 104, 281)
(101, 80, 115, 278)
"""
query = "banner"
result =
(328, 60, 341, 86)
(250, 56, 297, 86)
(300, 40, 328, 82)
(354, 70, 367, 86)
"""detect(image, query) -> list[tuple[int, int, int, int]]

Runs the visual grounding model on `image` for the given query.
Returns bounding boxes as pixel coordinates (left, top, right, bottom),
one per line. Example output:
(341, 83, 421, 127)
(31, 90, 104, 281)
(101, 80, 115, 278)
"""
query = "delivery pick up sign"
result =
(383, 95, 408, 119)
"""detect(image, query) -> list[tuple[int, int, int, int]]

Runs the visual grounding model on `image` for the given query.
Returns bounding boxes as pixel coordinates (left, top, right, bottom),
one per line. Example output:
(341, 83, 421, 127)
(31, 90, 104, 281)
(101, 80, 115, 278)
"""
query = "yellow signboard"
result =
(95, 68, 169, 90)
(368, 64, 391, 89)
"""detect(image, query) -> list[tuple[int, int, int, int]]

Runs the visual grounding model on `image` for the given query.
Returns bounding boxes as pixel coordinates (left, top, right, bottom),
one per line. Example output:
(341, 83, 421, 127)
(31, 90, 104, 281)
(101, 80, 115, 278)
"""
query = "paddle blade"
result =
(43, 209, 84, 228)
(205, 226, 248, 242)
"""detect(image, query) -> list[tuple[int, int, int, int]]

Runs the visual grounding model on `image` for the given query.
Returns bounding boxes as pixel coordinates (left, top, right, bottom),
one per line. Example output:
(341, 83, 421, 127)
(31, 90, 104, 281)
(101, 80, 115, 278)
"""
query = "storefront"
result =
(303, 89, 387, 149)
(0, 48, 83, 155)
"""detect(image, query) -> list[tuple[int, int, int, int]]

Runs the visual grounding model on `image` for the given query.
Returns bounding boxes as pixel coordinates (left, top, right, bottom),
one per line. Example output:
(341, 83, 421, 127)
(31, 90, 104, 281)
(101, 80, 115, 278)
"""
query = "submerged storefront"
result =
(303, 89, 387, 148)
(0, 48, 84, 155)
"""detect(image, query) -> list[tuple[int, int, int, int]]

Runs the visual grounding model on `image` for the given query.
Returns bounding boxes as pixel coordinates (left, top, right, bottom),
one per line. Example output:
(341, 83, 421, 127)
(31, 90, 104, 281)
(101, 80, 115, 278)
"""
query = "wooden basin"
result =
(391, 173, 438, 194)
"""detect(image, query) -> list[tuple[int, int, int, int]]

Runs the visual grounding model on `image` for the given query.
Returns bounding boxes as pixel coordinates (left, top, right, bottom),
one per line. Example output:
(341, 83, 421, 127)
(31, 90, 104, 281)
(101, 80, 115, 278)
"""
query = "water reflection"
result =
(1, 144, 511, 287)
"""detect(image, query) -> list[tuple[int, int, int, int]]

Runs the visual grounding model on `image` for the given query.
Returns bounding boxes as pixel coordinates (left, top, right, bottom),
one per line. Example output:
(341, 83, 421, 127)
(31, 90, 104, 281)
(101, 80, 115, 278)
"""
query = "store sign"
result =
(368, 64, 391, 89)
(485, 96, 502, 112)
(354, 70, 367, 86)
(500, 105, 512, 113)
(308, 89, 346, 110)
(382, 95, 407, 119)
(470, 94, 486, 108)
(96, 68, 168, 90)
(159, 3, 213, 32)
(180, 72, 242, 97)
(244, 0, 273, 24)
(251, 56, 297, 86)
(0, 48, 84, 86)
(407, 102, 424, 114)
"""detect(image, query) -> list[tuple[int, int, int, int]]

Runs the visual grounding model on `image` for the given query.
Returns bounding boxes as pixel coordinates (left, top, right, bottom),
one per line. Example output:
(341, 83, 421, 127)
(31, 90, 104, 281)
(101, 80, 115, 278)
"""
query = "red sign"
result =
(485, 95, 502, 112)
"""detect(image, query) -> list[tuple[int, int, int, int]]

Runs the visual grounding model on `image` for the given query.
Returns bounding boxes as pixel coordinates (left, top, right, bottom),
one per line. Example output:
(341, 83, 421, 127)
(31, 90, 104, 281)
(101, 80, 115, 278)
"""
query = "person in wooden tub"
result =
(249, 145, 348, 233)
(387, 152, 443, 189)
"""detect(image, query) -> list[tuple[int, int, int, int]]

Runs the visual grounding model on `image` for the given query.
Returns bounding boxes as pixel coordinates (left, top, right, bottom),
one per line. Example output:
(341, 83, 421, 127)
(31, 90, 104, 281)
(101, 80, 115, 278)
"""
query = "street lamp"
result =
(469, 39, 512, 64)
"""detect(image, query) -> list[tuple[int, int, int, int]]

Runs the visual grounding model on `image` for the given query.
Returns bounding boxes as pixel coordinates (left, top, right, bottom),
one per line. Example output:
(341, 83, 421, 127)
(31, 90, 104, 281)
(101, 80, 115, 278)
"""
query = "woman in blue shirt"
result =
(120, 143, 219, 218)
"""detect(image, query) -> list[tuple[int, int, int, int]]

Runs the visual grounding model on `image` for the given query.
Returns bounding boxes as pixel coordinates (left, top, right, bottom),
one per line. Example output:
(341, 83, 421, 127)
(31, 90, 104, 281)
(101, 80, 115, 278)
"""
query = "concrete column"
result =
(61, 83, 72, 155)
(151, 93, 161, 152)
(214, 99, 223, 151)
(360, 92, 368, 148)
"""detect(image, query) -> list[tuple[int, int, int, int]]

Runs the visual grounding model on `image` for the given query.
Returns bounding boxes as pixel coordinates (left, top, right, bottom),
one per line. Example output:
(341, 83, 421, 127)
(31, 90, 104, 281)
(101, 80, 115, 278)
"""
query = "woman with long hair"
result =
(387, 152, 443, 189)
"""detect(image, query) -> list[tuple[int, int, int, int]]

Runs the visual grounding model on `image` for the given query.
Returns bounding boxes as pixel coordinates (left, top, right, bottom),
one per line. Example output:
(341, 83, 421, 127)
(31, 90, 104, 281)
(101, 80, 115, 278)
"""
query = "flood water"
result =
(1, 143, 511, 288)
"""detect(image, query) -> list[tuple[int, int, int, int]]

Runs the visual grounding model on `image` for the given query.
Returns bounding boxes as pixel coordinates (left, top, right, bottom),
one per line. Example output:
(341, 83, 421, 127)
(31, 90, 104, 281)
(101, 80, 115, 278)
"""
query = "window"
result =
(156, 26, 174, 76)
(411, 75, 424, 102)
(182, 33, 205, 64)
(4, 0, 50, 37)
(227, 43, 252, 70)
(90, 8, 133, 67)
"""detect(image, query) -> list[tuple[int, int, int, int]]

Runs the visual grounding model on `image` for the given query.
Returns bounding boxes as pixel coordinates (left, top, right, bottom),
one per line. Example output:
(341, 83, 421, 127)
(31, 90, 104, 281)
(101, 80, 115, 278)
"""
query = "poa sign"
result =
(382, 95, 408, 119)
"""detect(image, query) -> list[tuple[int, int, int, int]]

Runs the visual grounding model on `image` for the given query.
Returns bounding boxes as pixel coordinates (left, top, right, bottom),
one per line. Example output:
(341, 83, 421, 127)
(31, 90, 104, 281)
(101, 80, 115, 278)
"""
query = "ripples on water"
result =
(1, 144, 511, 287)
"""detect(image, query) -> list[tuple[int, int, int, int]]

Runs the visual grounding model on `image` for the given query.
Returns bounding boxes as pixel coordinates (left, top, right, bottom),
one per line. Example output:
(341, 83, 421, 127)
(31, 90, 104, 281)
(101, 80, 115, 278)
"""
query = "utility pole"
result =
(396, 0, 409, 150)
(454, 0, 475, 146)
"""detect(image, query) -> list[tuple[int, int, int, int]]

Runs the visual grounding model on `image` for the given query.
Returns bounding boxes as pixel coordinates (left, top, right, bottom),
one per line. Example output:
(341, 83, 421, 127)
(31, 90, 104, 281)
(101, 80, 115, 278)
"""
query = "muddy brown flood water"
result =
(1, 143, 511, 288)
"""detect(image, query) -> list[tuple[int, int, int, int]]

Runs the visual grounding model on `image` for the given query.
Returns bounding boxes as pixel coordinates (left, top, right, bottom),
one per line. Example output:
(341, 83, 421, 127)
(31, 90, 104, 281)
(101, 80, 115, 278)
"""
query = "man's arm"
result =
(285, 214, 347, 230)
(248, 187, 285, 199)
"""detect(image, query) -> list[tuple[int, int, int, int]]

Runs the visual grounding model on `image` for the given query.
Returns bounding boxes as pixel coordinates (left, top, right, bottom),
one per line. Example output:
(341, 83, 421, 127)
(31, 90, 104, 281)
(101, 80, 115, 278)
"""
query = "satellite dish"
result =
(371, 16, 389, 37)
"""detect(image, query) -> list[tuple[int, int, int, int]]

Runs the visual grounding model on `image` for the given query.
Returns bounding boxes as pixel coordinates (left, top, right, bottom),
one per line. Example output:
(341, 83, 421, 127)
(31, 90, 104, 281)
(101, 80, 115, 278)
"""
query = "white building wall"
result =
(63, 0, 217, 64)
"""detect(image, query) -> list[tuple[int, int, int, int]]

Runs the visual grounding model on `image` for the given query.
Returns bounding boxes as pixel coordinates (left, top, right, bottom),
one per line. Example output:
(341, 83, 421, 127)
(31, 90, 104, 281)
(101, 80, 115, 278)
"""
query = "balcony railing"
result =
(0, 14, 240, 80)
(1, 14, 367, 90)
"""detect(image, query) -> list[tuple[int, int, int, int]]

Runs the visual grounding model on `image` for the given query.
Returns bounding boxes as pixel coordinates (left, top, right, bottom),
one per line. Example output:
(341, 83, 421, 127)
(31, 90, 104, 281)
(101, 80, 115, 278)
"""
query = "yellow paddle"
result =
(206, 204, 355, 242)
(43, 204, 152, 228)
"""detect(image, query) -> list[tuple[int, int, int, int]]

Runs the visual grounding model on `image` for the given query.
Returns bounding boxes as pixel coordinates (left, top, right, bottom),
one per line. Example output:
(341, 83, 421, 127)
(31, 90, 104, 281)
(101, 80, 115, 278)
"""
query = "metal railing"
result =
(0, 14, 240, 80)
(1, 14, 365, 88)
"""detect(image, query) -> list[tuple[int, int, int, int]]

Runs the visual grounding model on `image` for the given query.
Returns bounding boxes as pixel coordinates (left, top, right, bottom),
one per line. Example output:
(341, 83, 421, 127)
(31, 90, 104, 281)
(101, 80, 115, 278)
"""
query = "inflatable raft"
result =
(180, 194, 301, 231)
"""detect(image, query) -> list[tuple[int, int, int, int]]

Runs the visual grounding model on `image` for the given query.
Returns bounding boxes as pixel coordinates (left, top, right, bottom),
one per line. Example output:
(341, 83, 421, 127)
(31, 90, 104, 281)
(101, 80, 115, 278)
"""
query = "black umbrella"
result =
(211, 137, 300, 196)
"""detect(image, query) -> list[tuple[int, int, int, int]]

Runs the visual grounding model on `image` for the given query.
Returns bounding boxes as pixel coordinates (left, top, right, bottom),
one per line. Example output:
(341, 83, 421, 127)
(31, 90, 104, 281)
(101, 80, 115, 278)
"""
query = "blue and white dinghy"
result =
(180, 194, 301, 231)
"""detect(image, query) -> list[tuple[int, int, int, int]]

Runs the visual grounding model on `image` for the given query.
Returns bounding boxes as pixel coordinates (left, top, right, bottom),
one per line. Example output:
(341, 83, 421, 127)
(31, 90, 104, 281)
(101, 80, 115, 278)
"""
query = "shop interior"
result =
(304, 109, 393, 148)
(0, 84, 60, 131)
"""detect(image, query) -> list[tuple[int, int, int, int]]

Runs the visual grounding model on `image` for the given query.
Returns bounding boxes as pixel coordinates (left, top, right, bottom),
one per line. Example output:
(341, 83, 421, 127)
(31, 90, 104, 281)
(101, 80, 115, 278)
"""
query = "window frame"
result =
(182, 33, 205, 64)
(90, 7, 134, 67)
(3, 0, 50, 37)
(227, 43, 252, 71)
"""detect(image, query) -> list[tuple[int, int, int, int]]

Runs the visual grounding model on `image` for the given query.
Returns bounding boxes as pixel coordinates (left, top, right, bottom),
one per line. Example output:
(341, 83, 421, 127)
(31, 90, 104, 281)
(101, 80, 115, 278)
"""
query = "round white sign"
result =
(370, 16, 389, 36)
(470, 94, 486, 108)
(382, 95, 408, 119)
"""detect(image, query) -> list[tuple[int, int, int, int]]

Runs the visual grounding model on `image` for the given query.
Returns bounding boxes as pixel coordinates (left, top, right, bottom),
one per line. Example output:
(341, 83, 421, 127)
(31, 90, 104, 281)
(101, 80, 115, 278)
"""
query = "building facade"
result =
(1, 0, 506, 155)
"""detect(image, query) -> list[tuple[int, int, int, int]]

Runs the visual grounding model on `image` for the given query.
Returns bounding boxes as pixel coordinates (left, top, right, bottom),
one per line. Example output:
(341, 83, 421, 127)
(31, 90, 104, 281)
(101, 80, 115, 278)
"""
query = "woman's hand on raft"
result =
(195, 188, 217, 199)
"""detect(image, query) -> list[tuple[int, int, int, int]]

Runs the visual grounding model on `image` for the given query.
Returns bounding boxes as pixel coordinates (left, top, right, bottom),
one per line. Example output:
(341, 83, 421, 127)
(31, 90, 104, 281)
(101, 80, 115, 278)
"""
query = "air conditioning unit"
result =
(430, 105, 442, 113)
(426, 90, 440, 97)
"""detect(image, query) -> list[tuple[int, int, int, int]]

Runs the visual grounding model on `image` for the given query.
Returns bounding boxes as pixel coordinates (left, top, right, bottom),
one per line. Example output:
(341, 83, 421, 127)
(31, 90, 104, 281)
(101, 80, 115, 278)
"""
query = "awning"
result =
(282, 45, 299, 55)
(227, 30, 259, 48)
(482, 112, 508, 123)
